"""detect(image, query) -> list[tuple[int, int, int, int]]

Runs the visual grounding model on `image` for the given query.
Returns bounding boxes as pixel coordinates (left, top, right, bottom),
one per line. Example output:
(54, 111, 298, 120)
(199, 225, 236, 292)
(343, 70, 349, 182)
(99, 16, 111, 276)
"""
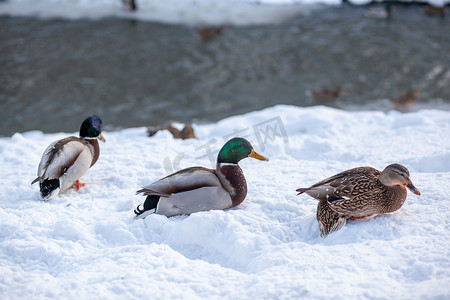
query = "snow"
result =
(1, 0, 449, 25)
(1, 105, 450, 299)
(0, 0, 332, 25)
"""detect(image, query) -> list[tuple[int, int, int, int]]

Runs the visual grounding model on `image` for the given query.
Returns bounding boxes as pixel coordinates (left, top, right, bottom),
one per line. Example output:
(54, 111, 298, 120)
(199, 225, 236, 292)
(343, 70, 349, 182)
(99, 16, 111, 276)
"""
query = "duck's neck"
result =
(381, 184, 407, 213)
(216, 162, 247, 207)
(82, 137, 100, 167)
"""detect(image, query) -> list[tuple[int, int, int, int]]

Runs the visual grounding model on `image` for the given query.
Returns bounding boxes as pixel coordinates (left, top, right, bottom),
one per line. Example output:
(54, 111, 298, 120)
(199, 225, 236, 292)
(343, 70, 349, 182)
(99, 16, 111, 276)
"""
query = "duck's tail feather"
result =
(317, 199, 346, 237)
(39, 179, 60, 199)
(318, 217, 346, 237)
(134, 195, 160, 218)
(296, 187, 308, 195)
(136, 188, 168, 197)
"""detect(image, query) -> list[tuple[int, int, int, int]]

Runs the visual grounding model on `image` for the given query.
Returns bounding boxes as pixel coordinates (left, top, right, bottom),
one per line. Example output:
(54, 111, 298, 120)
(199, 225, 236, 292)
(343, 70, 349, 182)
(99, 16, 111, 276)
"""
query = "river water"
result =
(1, 3, 449, 136)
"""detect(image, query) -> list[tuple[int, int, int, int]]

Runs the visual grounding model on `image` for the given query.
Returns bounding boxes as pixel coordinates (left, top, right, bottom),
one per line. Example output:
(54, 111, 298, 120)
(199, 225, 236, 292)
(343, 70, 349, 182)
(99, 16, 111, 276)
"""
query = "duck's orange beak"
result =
(98, 133, 106, 143)
(249, 149, 269, 161)
(406, 182, 420, 195)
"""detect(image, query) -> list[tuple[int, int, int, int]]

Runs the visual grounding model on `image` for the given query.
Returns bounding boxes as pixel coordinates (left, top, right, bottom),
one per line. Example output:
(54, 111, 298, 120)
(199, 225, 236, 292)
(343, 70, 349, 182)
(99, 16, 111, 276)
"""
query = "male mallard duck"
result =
(31, 115, 106, 200)
(134, 137, 268, 218)
(296, 164, 420, 237)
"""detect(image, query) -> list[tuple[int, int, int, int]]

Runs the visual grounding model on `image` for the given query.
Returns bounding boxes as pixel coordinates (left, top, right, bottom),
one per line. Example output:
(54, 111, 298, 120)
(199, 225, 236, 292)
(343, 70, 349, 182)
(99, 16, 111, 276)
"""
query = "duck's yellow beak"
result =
(98, 133, 106, 143)
(249, 149, 269, 161)
(406, 182, 420, 195)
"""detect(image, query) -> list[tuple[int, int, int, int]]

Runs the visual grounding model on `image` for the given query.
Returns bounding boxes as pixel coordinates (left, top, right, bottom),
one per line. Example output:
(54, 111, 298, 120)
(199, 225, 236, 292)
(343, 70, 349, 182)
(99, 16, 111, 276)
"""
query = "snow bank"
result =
(1, 105, 449, 299)
(0, 0, 324, 25)
(0, 0, 448, 25)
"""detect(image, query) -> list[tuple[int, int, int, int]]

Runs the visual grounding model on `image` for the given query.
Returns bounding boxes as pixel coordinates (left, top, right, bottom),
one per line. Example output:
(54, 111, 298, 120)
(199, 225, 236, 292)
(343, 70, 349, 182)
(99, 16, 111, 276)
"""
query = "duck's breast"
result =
(84, 138, 100, 167)
(382, 185, 407, 213)
(217, 163, 247, 207)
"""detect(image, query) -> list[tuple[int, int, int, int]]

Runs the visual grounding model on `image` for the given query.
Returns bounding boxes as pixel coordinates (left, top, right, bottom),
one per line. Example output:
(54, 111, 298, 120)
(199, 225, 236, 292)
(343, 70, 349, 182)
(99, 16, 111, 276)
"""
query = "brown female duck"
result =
(390, 89, 420, 112)
(306, 87, 346, 101)
(296, 164, 420, 237)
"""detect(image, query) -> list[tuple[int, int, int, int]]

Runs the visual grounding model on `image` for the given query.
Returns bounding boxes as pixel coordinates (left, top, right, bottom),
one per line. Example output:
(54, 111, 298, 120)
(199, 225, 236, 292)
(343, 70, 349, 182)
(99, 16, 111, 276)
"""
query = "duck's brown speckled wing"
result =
(327, 192, 384, 217)
(328, 184, 406, 217)
(297, 167, 381, 202)
(320, 167, 393, 218)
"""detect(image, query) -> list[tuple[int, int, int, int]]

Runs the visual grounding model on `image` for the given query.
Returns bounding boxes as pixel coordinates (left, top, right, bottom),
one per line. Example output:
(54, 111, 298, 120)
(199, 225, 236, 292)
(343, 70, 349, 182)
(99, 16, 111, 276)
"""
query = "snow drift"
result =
(1, 105, 449, 299)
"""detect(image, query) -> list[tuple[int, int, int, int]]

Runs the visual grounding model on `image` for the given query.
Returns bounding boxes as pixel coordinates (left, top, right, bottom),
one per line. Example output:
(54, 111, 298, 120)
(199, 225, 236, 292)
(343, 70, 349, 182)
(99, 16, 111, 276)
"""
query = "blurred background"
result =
(1, 0, 449, 136)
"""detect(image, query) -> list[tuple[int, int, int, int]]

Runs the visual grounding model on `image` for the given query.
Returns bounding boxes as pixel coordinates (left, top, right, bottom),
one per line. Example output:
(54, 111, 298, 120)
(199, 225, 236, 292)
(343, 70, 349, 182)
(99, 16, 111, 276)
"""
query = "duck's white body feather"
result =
(33, 137, 94, 199)
(136, 167, 233, 217)
(155, 186, 232, 217)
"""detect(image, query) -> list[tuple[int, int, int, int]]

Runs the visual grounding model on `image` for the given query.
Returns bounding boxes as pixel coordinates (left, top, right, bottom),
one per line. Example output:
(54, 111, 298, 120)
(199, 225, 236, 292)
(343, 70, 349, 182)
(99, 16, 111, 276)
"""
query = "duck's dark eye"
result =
(393, 170, 406, 178)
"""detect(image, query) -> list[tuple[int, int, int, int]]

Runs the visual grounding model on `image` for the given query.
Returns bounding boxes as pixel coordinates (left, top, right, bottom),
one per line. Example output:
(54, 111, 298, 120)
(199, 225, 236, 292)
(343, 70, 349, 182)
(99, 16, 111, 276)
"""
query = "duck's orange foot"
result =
(70, 180, 85, 190)
(350, 214, 374, 221)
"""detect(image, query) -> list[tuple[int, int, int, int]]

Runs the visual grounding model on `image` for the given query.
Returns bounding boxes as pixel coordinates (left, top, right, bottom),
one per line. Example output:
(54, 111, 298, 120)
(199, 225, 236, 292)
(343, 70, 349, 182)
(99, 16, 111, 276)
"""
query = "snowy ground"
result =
(1, 0, 449, 25)
(1, 105, 449, 299)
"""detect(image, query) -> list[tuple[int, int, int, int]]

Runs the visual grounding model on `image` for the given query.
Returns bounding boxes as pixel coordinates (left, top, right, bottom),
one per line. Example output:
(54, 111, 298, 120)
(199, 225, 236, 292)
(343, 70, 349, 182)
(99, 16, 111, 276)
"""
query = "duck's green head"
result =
(217, 137, 269, 164)
(79, 115, 106, 142)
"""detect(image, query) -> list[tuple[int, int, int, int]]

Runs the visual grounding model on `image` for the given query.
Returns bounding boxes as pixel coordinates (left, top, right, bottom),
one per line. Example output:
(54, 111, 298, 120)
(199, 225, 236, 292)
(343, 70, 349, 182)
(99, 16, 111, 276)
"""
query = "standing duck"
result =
(134, 137, 268, 218)
(296, 164, 420, 237)
(31, 115, 106, 200)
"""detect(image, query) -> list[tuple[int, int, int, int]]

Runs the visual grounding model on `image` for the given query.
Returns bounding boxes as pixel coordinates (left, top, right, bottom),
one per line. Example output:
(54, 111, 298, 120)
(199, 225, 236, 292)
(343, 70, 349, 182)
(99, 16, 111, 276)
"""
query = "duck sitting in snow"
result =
(134, 137, 269, 218)
(306, 87, 347, 101)
(32, 116, 106, 200)
(147, 123, 196, 140)
(296, 164, 420, 237)
(390, 89, 420, 112)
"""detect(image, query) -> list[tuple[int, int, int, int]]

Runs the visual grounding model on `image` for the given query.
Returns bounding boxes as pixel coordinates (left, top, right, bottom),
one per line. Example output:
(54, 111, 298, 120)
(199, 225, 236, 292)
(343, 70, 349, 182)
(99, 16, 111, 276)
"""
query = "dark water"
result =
(1, 4, 449, 136)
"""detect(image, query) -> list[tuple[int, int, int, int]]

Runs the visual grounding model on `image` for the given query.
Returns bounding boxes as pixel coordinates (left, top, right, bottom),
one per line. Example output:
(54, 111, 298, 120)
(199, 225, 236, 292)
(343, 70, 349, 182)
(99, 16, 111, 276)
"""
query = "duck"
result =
(306, 87, 347, 101)
(147, 123, 196, 140)
(296, 164, 420, 237)
(390, 89, 420, 112)
(134, 137, 269, 218)
(195, 26, 225, 42)
(365, 4, 394, 19)
(122, 0, 137, 12)
(422, 5, 448, 17)
(31, 115, 106, 200)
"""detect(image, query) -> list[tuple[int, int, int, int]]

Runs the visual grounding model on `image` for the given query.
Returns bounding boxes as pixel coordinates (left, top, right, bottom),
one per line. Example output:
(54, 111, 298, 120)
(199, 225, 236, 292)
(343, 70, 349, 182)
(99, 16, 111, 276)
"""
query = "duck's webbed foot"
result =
(70, 180, 85, 190)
